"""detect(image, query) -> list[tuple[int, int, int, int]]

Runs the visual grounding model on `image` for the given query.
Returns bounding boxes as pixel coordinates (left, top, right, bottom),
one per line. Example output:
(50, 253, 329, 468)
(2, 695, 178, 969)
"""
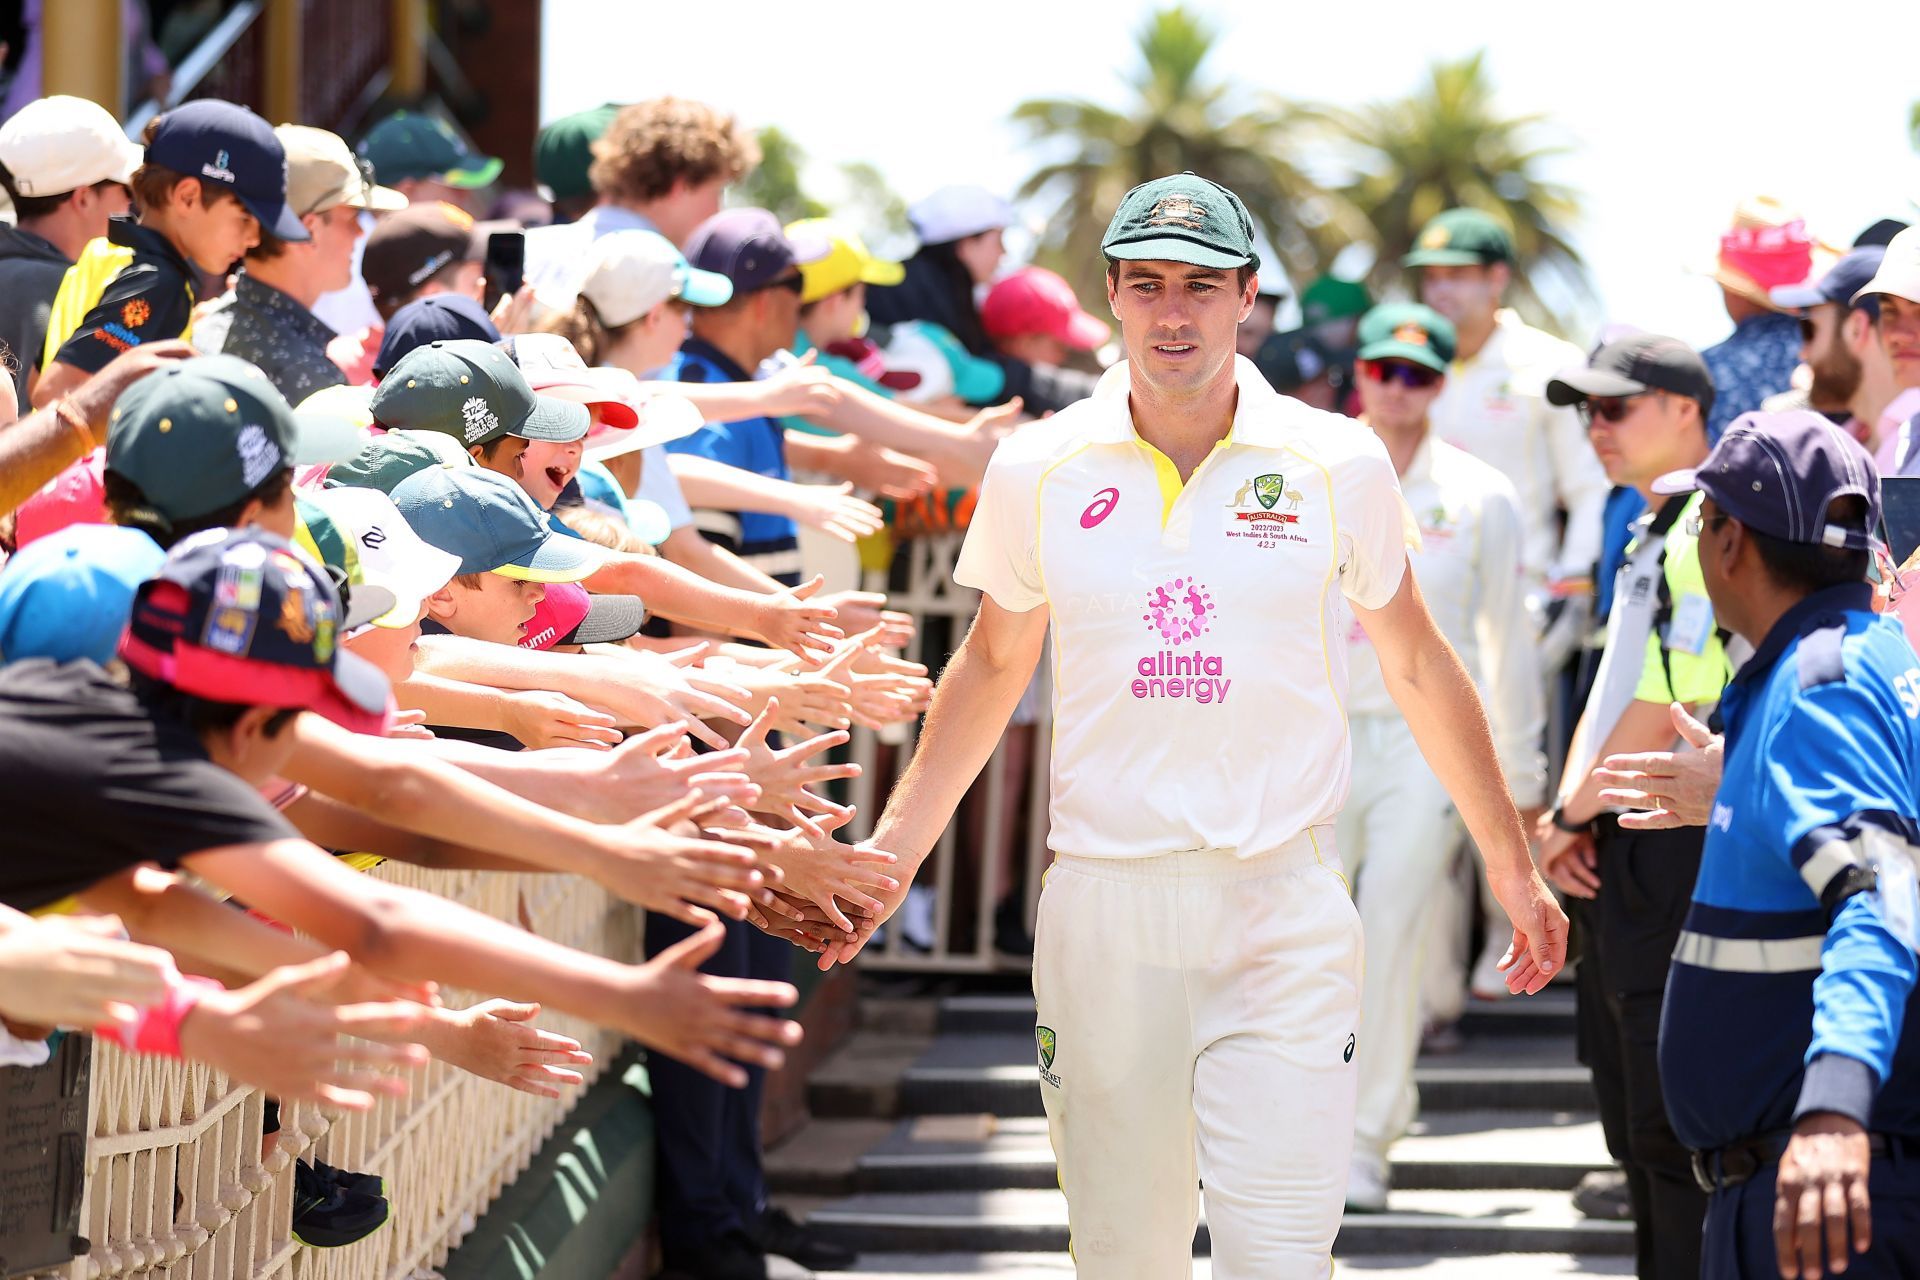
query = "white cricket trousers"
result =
(1333, 715, 1466, 1172)
(1031, 832, 1362, 1279)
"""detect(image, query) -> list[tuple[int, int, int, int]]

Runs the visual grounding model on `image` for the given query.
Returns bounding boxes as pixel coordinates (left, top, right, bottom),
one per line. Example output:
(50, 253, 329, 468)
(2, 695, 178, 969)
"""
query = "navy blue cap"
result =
(685, 208, 802, 294)
(1654, 409, 1880, 551)
(373, 295, 501, 379)
(1854, 219, 1909, 249)
(144, 99, 307, 243)
(1772, 246, 1887, 312)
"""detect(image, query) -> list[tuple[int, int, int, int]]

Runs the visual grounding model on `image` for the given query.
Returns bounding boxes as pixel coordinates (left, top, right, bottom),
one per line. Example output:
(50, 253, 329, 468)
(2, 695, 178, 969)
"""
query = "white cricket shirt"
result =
(1427, 309, 1607, 586)
(955, 355, 1411, 859)
(1341, 434, 1547, 807)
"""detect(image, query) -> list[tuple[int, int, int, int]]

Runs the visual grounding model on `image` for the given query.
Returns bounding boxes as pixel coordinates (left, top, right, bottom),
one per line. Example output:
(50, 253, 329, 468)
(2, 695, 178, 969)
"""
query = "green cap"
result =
(1300, 274, 1373, 325)
(358, 111, 503, 189)
(106, 355, 363, 525)
(1355, 301, 1457, 374)
(1401, 208, 1514, 268)
(1101, 172, 1260, 271)
(370, 339, 590, 446)
(324, 428, 476, 494)
(536, 103, 621, 202)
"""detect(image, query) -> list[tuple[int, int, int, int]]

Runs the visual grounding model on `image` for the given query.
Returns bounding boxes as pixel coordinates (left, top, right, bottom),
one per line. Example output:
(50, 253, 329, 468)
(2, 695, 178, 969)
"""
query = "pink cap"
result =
(15, 449, 108, 547)
(519, 581, 591, 650)
(981, 266, 1110, 350)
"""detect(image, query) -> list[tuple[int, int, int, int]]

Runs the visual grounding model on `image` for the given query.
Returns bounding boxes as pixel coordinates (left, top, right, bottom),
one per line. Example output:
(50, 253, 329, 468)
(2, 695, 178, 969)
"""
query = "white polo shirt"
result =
(955, 355, 1411, 859)
(1427, 309, 1607, 587)
(1341, 434, 1547, 807)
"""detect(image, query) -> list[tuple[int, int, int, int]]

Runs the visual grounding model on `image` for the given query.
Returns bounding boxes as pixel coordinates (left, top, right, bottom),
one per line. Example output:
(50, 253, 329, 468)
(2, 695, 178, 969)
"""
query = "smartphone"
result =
(482, 230, 525, 313)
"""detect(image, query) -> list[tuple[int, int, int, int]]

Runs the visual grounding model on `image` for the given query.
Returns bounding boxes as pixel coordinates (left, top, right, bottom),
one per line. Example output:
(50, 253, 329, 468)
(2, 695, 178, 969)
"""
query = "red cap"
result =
(981, 266, 1110, 350)
(14, 450, 108, 548)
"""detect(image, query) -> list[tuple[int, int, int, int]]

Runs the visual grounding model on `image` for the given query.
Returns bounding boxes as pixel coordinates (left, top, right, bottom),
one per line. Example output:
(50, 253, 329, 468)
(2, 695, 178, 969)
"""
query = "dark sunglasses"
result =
(1579, 394, 1647, 425)
(761, 274, 806, 297)
(1359, 359, 1441, 389)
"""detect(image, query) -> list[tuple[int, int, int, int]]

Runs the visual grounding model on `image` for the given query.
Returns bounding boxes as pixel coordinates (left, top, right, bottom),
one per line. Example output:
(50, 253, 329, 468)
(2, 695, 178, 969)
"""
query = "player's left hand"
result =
(1774, 1113, 1873, 1278)
(1488, 868, 1568, 995)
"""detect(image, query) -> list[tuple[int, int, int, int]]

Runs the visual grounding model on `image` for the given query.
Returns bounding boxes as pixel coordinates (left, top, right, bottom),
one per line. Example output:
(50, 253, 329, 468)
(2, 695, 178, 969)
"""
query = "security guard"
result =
(1653, 410, 1920, 1279)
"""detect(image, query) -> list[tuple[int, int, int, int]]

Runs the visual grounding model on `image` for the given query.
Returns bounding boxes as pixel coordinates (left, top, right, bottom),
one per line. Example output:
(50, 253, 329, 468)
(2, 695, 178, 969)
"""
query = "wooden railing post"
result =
(39, 0, 123, 113)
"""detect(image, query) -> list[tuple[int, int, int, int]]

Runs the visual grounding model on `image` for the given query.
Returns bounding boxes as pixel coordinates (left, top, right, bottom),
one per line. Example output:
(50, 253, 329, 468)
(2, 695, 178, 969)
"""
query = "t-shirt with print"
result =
(45, 218, 197, 375)
(0, 659, 298, 912)
(955, 354, 1412, 859)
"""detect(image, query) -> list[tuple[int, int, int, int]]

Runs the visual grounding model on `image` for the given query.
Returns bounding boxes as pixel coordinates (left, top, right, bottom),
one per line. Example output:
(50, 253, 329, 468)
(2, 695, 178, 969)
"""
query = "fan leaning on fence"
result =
(804, 172, 1568, 1280)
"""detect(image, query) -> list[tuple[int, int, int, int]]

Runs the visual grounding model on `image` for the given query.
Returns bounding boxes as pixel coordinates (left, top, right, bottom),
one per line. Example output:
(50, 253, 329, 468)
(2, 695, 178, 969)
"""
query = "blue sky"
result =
(542, 0, 1919, 351)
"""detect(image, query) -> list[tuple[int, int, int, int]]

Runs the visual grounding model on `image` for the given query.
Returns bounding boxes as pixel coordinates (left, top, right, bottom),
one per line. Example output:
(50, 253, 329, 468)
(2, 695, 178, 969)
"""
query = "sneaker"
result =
(1345, 1157, 1389, 1213)
(1419, 1018, 1465, 1056)
(753, 1206, 857, 1271)
(1571, 1168, 1633, 1221)
(899, 886, 937, 951)
(661, 1229, 768, 1280)
(1468, 930, 1515, 1001)
(291, 1160, 389, 1248)
(312, 1158, 384, 1200)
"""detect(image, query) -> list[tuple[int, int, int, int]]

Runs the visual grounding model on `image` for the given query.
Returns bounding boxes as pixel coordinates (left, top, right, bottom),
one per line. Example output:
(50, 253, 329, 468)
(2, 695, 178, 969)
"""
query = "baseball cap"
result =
(1653, 410, 1879, 551)
(1254, 328, 1333, 393)
(325, 429, 476, 494)
(13, 449, 108, 548)
(1402, 209, 1514, 268)
(106, 356, 365, 526)
(1854, 219, 1910, 249)
(1300, 275, 1373, 326)
(788, 218, 904, 304)
(373, 294, 501, 379)
(908, 185, 1016, 246)
(275, 125, 407, 217)
(119, 527, 393, 734)
(1547, 334, 1715, 412)
(1852, 226, 1920, 306)
(295, 486, 461, 628)
(371, 340, 588, 446)
(1101, 173, 1260, 272)
(1355, 302, 1457, 374)
(391, 466, 605, 582)
(686, 208, 821, 295)
(358, 111, 502, 188)
(0, 94, 142, 197)
(878, 319, 1007, 404)
(362, 202, 481, 311)
(981, 266, 1110, 350)
(519, 581, 646, 649)
(577, 229, 732, 325)
(1772, 246, 1887, 312)
(535, 104, 621, 203)
(0, 524, 165, 665)
(144, 99, 307, 243)
(499, 332, 641, 430)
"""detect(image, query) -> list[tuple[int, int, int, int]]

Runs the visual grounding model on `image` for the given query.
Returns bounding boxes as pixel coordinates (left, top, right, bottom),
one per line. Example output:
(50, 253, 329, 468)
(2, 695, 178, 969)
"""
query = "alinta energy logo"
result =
(1133, 577, 1230, 704)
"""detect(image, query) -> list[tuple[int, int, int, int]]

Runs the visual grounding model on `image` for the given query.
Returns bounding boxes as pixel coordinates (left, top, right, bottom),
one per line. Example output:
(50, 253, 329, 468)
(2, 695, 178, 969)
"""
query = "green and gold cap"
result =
(1101, 172, 1259, 271)
(1355, 301, 1457, 374)
(1402, 208, 1514, 268)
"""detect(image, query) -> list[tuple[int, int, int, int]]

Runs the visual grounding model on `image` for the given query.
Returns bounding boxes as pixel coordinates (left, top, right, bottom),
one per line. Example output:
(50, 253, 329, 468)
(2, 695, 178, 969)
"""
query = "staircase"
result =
(766, 985, 1634, 1277)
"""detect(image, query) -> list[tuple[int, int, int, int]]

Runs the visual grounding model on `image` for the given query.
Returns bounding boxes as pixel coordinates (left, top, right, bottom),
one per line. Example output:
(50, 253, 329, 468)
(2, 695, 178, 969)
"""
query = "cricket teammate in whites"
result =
(824, 174, 1568, 1278)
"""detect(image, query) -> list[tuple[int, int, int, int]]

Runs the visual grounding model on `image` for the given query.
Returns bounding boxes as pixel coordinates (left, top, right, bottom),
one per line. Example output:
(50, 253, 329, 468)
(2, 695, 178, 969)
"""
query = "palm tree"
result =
(1010, 5, 1361, 306)
(1318, 51, 1590, 323)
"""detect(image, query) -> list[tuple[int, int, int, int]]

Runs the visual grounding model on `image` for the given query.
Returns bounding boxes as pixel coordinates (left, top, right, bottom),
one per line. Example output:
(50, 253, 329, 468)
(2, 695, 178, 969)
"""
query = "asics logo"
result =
(1080, 487, 1120, 529)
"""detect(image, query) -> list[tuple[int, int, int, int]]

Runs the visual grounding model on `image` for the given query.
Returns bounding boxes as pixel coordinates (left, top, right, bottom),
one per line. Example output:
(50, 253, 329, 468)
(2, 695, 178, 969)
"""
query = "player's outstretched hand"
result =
(621, 920, 801, 1087)
(1488, 868, 1568, 995)
(1592, 702, 1723, 830)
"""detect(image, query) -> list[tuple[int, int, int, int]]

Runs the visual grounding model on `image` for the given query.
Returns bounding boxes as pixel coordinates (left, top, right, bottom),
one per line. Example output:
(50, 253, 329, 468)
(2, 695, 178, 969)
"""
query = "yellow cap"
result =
(789, 218, 904, 305)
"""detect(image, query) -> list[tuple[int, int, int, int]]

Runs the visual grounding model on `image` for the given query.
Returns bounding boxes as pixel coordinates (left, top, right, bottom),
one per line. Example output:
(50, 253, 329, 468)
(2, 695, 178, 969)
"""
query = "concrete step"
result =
(939, 989, 1577, 1038)
(815, 1252, 1632, 1278)
(769, 1112, 1610, 1197)
(798, 1187, 1634, 1257)
(811, 1031, 1593, 1120)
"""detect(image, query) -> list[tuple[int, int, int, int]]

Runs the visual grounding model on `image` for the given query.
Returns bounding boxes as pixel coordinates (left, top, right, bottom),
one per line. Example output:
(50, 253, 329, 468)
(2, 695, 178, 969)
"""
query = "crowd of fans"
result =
(0, 82, 1914, 1280)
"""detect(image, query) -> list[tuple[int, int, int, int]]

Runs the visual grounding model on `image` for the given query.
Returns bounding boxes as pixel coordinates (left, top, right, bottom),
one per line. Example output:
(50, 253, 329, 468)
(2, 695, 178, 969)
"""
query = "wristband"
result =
(1550, 804, 1591, 834)
(51, 396, 94, 455)
(95, 973, 220, 1059)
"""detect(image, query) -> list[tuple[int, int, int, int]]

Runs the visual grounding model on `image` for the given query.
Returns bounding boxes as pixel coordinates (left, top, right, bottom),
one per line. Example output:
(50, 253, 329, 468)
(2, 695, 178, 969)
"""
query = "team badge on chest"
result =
(1223, 472, 1309, 546)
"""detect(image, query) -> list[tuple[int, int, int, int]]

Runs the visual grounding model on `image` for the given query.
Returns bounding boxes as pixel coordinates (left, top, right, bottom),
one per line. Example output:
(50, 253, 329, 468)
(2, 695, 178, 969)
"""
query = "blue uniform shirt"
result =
(663, 337, 802, 585)
(1659, 583, 1920, 1151)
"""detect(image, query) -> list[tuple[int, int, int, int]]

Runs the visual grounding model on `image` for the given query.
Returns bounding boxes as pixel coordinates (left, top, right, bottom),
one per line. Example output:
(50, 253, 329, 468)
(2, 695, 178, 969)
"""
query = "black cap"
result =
(1547, 334, 1715, 415)
(1854, 219, 1910, 249)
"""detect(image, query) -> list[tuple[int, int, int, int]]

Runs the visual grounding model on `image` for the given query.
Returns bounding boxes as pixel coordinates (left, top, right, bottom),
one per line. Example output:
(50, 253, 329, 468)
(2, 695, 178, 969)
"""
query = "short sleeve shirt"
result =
(193, 271, 344, 404)
(46, 218, 197, 375)
(955, 355, 1411, 858)
(0, 660, 299, 912)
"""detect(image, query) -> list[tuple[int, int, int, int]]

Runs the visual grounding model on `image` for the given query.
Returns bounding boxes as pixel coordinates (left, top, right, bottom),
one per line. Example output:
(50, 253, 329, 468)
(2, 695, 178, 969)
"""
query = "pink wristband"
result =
(96, 974, 222, 1059)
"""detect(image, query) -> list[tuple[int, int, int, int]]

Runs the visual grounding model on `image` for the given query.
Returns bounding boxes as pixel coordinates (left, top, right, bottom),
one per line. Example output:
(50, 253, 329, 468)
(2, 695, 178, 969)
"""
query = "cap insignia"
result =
(1146, 196, 1206, 231)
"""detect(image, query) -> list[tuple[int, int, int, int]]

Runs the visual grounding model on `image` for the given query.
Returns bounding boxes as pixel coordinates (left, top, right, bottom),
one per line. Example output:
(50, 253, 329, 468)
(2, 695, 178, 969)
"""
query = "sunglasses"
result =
(761, 274, 806, 297)
(1579, 394, 1647, 425)
(1683, 510, 1732, 538)
(1359, 359, 1441, 389)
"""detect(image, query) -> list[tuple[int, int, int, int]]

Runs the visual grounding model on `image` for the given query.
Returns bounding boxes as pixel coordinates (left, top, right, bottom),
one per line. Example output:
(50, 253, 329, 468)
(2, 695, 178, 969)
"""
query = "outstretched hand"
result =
(1487, 869, 1568, 995)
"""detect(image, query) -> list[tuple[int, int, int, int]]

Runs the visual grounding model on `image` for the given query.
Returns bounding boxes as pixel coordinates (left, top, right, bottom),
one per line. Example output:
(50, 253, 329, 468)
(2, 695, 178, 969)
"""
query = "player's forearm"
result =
(662, 525, 783, 593)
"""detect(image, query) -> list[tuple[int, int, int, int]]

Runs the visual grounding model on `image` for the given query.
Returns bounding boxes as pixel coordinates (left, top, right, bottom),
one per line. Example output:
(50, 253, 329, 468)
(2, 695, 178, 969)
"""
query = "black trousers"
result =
(643, 913, 793, 1257)
(1705, 1149, 1920, 1278)
(1574, 816, 1709, 1279)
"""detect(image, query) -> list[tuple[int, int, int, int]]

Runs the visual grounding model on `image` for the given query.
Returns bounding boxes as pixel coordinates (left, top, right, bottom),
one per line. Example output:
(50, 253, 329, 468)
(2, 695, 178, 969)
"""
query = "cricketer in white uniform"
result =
(843, 175, 1567, 1279)
(1335, 301, 1546, 1211)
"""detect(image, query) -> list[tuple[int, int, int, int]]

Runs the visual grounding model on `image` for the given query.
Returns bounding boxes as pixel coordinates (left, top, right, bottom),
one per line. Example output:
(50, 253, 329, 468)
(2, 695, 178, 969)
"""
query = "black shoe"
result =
(661, 1229, 767, 1280)
(291, 1160, 389, 1248)
(312, 1158, 385, 1200)
(1572, 1168, 1633, 1221)
(992, 896, 1034, 957)
(754, 1206, 858, 1271)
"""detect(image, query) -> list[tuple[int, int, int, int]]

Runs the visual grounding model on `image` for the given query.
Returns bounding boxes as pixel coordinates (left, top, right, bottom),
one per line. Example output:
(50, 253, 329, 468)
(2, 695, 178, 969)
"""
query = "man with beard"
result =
(1771, 247, 1892, 441)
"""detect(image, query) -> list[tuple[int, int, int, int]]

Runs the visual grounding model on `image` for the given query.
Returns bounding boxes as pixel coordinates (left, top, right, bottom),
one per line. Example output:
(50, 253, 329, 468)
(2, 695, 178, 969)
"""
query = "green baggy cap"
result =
(1102, 172, 1260, 272)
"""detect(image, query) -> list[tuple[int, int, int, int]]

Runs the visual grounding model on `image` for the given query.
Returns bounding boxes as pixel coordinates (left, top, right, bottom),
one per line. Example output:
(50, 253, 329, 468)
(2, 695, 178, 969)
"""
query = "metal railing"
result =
(23, 865, 631, 1280)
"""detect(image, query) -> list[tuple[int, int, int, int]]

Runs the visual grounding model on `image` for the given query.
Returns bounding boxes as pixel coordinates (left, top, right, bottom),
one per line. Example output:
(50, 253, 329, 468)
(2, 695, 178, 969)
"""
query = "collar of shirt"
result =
(1729, 581, 1875, 692)
(680, 335, 752, 383)
(232, 270, 338, 342)
(1085, 353, 1300, 450)
(106, 214, 193, 277)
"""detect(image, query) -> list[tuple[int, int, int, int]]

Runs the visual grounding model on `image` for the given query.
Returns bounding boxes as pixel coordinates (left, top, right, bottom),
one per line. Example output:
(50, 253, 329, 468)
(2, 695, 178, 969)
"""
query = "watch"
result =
(1549, 804, 1591, 834)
